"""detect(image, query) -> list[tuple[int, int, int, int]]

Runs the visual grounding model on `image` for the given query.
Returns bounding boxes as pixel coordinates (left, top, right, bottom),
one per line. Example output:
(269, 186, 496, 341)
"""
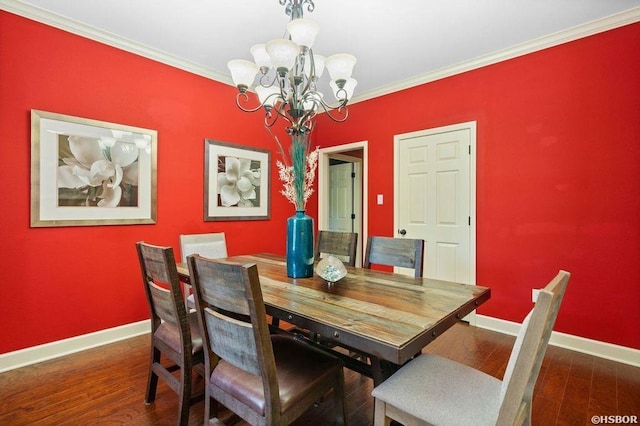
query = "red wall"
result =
(1, 11, 638, 354)
(316, 22, 640, 349)
(0, 11, 317, 353)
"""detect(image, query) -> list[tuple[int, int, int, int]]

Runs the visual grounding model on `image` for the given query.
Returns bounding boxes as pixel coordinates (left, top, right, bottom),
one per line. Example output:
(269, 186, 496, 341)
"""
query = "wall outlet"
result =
(532, 289, 540, 303)
(377, 194, 384, 205)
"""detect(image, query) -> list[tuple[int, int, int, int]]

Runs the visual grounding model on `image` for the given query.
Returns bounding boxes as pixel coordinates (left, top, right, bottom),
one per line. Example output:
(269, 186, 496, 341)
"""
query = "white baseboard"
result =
(0, 320, 150, 373)
(476, 314, 640, 368)
(1, 316, 637, 373)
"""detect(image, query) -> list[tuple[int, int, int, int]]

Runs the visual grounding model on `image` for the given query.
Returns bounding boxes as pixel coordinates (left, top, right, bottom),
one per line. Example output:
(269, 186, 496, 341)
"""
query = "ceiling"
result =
(4, 0, 640, 102)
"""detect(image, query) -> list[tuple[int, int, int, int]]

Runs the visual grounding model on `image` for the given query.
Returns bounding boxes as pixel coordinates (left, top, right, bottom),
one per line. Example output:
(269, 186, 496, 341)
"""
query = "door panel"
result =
(329, 162, 354, 232)
(396, 126, 473, 285)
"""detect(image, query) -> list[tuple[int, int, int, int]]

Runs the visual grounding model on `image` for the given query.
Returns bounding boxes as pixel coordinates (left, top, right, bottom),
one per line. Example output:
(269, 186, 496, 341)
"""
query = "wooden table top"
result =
(177, 253, 490, 367)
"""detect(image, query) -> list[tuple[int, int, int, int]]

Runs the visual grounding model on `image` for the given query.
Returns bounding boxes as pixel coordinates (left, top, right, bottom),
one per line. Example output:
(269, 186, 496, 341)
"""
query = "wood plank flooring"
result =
(1, 322, 638, 425)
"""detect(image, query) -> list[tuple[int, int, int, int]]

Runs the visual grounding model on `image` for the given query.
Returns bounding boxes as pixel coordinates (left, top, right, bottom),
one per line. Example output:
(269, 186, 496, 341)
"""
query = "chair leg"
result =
(145, 346, 161, 404)
(374, 398, 391, 426)
(204, 391, 219, 424)
(177, 359, 192, 426)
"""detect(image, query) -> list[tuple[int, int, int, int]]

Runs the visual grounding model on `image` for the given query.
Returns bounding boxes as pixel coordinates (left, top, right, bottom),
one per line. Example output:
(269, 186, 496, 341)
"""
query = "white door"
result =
(328, 159, 363, 266)
(329, 162, 354, 232)
(395, 122, 476, 288)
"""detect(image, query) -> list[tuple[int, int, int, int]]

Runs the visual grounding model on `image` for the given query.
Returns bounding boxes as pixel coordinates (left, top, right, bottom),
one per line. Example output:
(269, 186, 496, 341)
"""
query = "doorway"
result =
(318, 141, 368, 267)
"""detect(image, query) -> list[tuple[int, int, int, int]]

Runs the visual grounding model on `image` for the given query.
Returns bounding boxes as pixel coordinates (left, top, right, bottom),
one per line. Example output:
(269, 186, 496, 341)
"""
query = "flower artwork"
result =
(204, 139, 270, 221)
(57, 135, 140, 208)
(31, 110, 157, 227)
(217, 156, 261, 208)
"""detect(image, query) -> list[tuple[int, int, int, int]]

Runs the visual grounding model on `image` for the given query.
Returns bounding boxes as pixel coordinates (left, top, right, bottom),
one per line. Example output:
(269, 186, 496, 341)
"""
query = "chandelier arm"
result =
(258, 72, 278, 88)
(264, 108, 281, 129)
(315, 99, 350, 123)
(316, 94, 348, 113)
(273, 101, 295, 127)
(297, 103, 317, 130)
(235, 92, 266, 113)
(294, 51, 314, 99)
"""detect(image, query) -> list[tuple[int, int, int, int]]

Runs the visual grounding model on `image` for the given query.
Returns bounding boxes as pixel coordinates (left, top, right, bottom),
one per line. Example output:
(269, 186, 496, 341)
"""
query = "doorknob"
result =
(398, 229, 407, 236)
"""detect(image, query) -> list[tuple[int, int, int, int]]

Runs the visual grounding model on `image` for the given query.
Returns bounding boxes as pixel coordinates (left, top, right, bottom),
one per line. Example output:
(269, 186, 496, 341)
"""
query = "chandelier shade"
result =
(250, 44, 272, 69)
(256, 85, 281, 107)
(227, 59, 258, 89)
(265, 38, 300, 71)
(287, 18, 320, 48)
(325, 53, 357, 82)
(309, 54, 325, 78)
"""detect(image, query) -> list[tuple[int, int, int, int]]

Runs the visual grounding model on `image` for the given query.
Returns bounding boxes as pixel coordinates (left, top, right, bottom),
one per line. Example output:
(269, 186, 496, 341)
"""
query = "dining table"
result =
(176, 253, 490, 385)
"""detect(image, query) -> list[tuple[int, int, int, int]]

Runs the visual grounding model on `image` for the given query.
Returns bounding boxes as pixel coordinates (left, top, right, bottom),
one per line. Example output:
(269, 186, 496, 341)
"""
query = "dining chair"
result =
(187, 254, 347, 426)
(364, 236, 425, 278)
(179, 232, 228, 263)
(371, 270, 570, 426)
(135, 242, 205, 426)
(315, 230, 359, 267)
(179, 232, 228, 308)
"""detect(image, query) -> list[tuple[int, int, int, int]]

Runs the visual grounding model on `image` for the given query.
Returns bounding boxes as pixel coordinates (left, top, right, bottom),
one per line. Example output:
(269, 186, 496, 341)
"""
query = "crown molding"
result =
(351, 6, 640, 104)
(1, 0, 638, 103)
(0, 0, 233, 85)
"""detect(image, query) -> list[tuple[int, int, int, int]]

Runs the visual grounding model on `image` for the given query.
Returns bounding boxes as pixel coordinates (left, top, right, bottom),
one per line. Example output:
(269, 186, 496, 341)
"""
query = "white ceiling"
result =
(4, 0, 640, 101)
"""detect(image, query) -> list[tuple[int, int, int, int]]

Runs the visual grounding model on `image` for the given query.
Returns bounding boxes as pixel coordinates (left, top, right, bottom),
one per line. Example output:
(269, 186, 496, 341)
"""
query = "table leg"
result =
(369, 356, 401, 387)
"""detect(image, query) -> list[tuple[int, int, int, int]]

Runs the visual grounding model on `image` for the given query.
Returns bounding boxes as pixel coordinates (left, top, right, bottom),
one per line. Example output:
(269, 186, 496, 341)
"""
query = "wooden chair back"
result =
(137, 242, 189, 339)
(179, 232, 227, 263)
(315, 230, 358, 267)
(364, 236, 425, 277)
(496, 270, 570, 425)
(187, 256, 280, 413)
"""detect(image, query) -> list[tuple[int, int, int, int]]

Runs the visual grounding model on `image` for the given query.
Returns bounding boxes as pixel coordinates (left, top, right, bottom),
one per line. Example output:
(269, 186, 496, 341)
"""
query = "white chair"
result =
(372, 270, 570, 426)
(179, 232, 227, 263)
(179, 233, 227, 308)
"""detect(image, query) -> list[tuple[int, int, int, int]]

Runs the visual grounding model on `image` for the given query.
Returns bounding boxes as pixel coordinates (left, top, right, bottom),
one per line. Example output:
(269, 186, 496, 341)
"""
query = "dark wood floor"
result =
(1, 322, 638, 425)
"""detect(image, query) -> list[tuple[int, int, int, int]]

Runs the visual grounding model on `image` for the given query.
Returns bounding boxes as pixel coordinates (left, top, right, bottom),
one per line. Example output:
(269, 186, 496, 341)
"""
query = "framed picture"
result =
(31, 110, 157, 227)
(204, 139, 270, 221)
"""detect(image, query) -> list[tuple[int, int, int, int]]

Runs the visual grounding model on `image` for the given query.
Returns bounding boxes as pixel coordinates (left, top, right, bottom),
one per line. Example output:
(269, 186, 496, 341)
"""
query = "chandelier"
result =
(227, 0, 357, 136)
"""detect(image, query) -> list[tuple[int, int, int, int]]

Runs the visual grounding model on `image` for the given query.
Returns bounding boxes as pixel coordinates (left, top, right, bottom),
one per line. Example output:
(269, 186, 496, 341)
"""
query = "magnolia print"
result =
(217, 155, 262, 208)
(57, 135, 140, 207)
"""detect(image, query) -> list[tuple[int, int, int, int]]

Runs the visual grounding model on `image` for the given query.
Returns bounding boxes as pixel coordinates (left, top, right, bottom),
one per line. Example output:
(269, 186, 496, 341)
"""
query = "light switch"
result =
(377, 194, 384, 205)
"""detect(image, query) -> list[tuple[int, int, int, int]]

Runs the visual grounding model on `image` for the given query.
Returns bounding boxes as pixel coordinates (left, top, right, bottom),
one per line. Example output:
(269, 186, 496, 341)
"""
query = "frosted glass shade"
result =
(287, 18, 320, 49)
(227, 59, 258, 87)
(265, 38, 300, 71)
(250, 44, 272, 69)
(330, 78, 357, 100)
(304, 54, 325, 79)
(326, 53, 356, 81)
(256, 85, 281, 107)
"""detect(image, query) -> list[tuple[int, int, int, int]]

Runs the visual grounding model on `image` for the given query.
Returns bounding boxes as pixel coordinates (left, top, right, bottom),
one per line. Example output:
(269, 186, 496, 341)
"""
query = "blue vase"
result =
(286, 210, 314, 278)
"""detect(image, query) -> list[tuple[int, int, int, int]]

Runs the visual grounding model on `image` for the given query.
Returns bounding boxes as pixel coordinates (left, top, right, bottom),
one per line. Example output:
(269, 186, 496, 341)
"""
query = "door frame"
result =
(393, 122, 477, 318)
(318, 141, 368, 266)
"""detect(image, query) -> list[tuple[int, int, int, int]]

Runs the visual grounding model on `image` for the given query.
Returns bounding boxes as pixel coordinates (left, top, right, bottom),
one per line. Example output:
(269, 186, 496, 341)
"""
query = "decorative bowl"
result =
(316, 255, 348, 284)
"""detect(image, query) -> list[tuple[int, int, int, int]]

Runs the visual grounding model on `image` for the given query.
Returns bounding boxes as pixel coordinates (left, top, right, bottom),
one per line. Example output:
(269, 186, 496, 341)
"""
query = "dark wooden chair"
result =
(372, 270, 570, 426)
(136, 242, 204, 426)
(364, 236, 425, 277)
(187, 255, 347, 425)
(315, 230, 358, 267)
